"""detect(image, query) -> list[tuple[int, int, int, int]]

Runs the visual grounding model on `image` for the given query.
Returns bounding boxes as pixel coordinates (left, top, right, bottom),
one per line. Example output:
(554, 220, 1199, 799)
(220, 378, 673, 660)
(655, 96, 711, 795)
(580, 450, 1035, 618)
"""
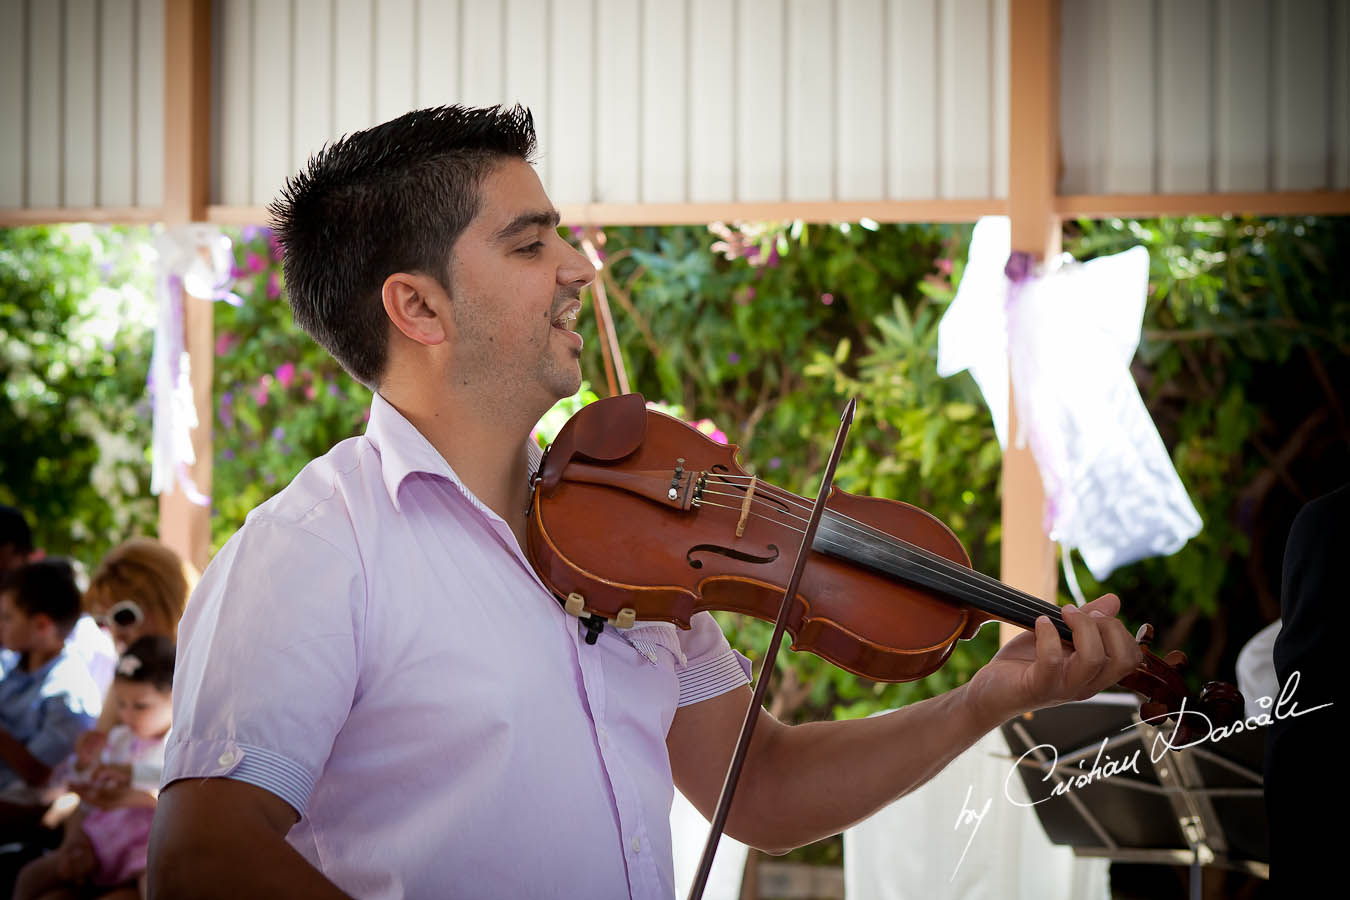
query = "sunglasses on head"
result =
(96, 599, 144, 629)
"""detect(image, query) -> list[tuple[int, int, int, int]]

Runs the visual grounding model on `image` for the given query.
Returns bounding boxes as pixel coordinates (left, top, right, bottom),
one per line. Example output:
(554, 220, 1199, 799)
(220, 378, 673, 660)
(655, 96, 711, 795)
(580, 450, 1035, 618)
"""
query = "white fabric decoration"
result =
(116, 654, 143, 677)
(150, 226, 242, 503)
(937, 217, 1201, 580)
(844, 727, 1108, 900)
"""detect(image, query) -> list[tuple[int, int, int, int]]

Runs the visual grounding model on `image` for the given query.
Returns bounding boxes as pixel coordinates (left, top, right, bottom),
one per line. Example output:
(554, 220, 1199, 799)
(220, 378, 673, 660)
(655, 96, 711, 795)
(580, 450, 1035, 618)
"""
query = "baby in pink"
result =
(14, 636, 174, 900)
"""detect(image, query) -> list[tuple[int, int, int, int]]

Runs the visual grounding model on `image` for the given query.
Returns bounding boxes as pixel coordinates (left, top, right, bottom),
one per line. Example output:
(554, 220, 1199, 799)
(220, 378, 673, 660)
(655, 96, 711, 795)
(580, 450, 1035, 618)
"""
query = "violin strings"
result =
(692, 490, 1066, 632)
(696, 496, 1169, 684)
(693, 480, 1060, 625)
(701, 475, 1065, 622)
(694, 479, 1165, 687)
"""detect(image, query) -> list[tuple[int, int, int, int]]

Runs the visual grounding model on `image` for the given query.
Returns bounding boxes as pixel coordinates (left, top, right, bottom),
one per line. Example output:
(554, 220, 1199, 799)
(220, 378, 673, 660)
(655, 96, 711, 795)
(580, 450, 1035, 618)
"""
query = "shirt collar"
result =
(365, 392, 544, 515)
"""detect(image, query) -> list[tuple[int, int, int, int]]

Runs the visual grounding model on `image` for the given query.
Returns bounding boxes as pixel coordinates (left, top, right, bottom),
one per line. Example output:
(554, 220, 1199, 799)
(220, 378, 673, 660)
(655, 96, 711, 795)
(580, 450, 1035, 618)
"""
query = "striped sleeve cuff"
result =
(227, 744, 315, 816)
(676, 649, 752, 707)
(162, 738, 315, 818)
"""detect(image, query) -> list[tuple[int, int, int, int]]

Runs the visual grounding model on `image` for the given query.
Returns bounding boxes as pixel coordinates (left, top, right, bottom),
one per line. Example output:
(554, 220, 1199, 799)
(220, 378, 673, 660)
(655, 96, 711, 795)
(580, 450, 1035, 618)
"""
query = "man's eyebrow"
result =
(492, 209, 562, 243)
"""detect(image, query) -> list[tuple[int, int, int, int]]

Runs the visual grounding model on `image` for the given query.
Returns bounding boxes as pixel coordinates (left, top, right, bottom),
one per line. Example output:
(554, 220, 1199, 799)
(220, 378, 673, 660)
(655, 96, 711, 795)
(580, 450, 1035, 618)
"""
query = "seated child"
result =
(0, 559, 102, 804)
(13, 636, 174, 900)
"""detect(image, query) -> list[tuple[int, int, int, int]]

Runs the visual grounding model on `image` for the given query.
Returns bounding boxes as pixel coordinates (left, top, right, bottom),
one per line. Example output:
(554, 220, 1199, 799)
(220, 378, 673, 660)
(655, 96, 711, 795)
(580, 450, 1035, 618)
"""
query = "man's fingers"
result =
(1062, 604, 1106, 688)
(1099, 614, 1143, 683)
(1031, 615, 1063, 695)
(1080, 592, 1121, 618)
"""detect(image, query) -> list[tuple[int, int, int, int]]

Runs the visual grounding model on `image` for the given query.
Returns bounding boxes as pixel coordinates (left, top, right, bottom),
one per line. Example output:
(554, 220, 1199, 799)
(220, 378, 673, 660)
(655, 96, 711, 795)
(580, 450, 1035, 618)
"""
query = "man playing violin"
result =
(148, 106, 1143, 899)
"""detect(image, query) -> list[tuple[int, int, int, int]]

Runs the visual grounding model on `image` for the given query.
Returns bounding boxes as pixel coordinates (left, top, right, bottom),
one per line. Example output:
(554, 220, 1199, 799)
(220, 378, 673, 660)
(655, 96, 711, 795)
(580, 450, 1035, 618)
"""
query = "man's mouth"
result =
(550, 302, 581, 332)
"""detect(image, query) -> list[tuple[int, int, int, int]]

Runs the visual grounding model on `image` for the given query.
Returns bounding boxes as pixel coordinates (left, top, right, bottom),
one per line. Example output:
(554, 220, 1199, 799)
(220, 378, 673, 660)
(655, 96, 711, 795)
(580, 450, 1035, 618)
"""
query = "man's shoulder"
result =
(35, 648, 102, 709)
(233, 434, 381, 548)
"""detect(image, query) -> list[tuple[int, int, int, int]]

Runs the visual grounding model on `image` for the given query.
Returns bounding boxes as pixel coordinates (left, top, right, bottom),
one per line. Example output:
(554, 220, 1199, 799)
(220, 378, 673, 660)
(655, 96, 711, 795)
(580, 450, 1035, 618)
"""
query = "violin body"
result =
(530, 395, 1002, 681)
(528, 393, 1243, 729)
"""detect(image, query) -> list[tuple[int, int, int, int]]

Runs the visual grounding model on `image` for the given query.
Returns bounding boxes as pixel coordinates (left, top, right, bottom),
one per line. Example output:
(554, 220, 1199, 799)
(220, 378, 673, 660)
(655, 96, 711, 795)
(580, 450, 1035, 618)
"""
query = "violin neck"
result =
(813, 513, 1072, 641)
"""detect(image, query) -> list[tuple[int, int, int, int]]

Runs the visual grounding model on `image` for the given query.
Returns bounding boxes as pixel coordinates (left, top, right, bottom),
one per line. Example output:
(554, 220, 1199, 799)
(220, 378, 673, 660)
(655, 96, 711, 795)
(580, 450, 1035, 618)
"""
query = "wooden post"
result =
(158, 0, 214, 574)
(156, 285, 215, 575)
(1000, 0, 1062, 639)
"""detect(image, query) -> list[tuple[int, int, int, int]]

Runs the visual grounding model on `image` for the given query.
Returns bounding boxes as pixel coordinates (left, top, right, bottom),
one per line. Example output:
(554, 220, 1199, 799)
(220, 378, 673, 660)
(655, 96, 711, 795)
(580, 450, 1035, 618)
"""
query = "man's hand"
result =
(965, 593, 1143, 723)
(72, 763, 137, 808)
(74, 729, 108, 769)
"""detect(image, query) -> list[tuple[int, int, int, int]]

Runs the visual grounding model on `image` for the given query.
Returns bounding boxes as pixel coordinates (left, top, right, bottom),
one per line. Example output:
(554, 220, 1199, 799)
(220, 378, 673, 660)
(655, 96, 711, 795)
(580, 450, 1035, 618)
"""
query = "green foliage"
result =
(1059, 217, 1349, 665)
(10, 216, 1345, 724)
(210, 228, 372, 551)
(0, 225, 158, 563)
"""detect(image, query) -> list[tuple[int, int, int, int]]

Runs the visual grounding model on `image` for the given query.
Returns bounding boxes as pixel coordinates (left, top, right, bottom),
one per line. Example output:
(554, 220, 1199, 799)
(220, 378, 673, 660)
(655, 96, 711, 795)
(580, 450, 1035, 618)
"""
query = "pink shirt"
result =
(163, 393, 750, 899)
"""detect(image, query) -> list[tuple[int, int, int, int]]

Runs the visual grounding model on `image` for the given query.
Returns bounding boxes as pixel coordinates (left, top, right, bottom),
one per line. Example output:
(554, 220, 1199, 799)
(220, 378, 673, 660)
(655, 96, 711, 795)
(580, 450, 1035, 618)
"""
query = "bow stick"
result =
(686, 397, 857, 900)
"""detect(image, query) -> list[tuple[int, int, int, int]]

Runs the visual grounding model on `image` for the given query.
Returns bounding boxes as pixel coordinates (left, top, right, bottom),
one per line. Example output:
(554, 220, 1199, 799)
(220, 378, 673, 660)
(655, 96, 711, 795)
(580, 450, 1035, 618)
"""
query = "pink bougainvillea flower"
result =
(937, 258, 953, 275)
(215, 331, 237, 356)
(693, 418, 727, 445)
(253, 373, 274, 406)
(304, 384, 318, 401)
(821, 292, 834, 306)
(267, 271, 281, 299)
(247, 252, 265, 273)
(275, 362, 296, 389)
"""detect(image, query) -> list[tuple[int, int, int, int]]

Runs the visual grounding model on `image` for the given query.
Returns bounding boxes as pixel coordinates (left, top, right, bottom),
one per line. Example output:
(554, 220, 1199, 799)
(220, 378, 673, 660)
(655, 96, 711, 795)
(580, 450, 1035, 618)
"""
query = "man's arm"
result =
(0, 727, 52, 785)
(148, 778, 351, 900)
(668, 593, 1142, 854)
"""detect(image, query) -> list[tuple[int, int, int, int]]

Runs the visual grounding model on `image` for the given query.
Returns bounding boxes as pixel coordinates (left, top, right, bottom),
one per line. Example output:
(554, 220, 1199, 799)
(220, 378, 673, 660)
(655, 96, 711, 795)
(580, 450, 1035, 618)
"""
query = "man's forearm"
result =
(745, 681, 1005, 853)
(0, 729, 51, 785)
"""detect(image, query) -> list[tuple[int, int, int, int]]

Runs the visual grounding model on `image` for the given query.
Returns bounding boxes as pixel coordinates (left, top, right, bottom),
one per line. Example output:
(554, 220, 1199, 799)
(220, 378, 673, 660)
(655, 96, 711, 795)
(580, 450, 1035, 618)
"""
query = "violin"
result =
(527, 392, 1242, 733)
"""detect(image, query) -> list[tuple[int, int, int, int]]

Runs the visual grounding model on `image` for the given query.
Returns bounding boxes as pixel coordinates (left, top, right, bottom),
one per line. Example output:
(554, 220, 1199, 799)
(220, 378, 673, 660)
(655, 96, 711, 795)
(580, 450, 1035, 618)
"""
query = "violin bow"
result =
(686, 397, 856, 900)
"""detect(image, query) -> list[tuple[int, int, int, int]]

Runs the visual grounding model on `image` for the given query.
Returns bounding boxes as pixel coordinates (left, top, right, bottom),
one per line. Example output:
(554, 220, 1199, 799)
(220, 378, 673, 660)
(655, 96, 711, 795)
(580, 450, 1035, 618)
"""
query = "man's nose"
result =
(560, 240, 597, 290)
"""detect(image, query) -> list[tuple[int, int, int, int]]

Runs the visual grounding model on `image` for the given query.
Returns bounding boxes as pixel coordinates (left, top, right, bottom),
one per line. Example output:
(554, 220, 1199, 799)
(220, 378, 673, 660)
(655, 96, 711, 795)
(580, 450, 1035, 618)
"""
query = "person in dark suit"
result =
(1265, 482, 1346, 890)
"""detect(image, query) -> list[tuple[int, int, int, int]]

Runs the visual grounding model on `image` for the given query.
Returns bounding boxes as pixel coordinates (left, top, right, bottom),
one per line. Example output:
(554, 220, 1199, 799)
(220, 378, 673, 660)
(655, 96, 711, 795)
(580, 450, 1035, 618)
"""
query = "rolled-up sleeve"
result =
(162, 515, 365, 818)
(673, 611, 752, 707)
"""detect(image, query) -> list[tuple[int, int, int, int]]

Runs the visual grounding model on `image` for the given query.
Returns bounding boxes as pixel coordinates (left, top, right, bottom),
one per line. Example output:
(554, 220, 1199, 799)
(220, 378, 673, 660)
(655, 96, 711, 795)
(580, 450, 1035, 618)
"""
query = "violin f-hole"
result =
(686, 543, 780, 569)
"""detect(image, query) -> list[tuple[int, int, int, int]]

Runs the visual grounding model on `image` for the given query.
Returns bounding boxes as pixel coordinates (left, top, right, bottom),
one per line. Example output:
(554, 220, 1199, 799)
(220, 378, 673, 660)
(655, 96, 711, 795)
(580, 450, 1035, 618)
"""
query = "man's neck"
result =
(22, 645, 61, 672)
(379, 389, 541, 547)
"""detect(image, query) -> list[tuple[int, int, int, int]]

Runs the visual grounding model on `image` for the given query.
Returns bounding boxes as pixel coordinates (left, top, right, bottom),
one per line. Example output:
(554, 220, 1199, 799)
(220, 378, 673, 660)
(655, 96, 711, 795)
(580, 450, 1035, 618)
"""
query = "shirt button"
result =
(217, 750, 236, 767)
(631, 836, 641, 853)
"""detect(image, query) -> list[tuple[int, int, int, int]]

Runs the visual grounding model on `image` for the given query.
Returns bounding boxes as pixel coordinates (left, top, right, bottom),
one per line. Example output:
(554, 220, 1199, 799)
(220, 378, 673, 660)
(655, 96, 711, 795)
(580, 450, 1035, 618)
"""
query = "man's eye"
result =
(518, 242, 544, 254)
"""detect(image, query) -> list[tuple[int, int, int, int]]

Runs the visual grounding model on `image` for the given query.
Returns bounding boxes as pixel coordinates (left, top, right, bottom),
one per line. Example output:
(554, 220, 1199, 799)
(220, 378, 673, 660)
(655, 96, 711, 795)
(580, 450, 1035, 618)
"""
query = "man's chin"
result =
(546, 368, 584, 403)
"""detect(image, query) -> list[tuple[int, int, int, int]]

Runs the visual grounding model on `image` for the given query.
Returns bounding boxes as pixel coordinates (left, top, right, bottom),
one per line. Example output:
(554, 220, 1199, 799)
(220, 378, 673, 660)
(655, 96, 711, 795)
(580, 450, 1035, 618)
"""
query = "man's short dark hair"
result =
(269, 104, 539, 388)
(3, 558, 82, 638)
(0, 505, 33, 554)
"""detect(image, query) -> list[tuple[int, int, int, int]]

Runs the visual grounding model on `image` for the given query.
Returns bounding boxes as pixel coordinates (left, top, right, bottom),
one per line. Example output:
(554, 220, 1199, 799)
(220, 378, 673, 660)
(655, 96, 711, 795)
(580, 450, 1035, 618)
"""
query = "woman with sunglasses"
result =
(74, 539, 197, 771)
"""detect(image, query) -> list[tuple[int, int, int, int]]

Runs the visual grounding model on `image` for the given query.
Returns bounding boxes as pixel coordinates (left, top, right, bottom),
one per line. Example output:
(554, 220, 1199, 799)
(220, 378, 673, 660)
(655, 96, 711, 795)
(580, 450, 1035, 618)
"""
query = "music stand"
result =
(998, 693, 1267, 900)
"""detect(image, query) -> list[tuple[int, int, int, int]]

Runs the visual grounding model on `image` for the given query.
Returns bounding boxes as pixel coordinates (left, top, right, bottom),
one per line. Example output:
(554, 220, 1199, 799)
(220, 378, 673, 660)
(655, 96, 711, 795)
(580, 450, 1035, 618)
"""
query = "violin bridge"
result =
(735, 476, 757, 537)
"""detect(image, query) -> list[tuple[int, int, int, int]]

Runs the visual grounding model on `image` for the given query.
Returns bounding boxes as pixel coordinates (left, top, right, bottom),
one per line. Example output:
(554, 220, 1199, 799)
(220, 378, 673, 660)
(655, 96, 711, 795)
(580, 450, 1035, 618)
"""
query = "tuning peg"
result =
(1200, 681, 1245, 726)
(1163, 650, 1187, 669)
(1134, 623, 1155, 648)
(1139, 700, 1169, 723)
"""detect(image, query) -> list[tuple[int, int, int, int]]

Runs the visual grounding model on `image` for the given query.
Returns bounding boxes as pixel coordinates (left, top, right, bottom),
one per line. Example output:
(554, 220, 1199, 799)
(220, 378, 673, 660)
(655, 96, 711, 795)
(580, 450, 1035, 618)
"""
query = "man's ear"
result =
(382, 272, 450, 347)
(32, 612, 56, 637)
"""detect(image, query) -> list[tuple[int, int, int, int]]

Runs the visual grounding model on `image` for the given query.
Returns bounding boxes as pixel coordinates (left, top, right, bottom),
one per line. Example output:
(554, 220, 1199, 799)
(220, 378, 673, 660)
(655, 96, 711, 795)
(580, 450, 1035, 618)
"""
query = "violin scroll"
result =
(1126, 622, 1244, 744)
